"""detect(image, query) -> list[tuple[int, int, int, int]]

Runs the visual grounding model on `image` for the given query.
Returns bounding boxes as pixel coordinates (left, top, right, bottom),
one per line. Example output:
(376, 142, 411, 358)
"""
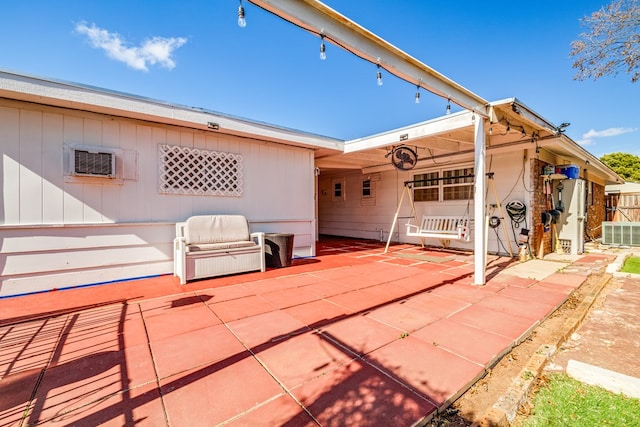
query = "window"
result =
(414, 167, 474, 202)
(331, 178, 345, 201)
(362, 179, 372, 197)
(158, 144, 243, 197)
(334, 182, 343, 198)
(413, 171, 439, 202)
(443, 167, 474, 201)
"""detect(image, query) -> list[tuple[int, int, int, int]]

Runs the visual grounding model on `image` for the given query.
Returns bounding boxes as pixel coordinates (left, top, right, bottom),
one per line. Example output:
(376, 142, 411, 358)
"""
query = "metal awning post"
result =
(474, 116, 487, 285)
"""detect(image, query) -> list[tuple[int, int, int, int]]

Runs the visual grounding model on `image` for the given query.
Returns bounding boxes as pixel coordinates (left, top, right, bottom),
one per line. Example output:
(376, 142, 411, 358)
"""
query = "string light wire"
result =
(243, 1, 446, 103)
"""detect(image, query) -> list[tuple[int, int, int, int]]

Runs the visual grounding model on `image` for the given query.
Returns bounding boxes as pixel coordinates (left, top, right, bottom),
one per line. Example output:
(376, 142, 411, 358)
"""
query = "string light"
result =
(319, 35, 326, 60)
(243, 3, 468, 112)
(237, 0, 246, 27)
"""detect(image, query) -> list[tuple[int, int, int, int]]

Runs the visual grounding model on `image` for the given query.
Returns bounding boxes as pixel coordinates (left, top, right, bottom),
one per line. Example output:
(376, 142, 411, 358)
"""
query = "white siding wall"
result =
(318, 151, 531, 255)
(0, 100, 315, 296)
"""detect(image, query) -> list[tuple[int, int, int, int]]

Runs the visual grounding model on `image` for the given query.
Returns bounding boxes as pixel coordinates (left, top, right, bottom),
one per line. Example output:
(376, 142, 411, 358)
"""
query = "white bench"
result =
(174, 215, 265, 285)
(405, 215, 471, 242)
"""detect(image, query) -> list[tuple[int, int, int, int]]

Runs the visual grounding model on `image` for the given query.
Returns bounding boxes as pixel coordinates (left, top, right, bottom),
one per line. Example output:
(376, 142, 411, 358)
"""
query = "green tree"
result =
(571, 0, 640, 82)
(600, 152, 640, 181)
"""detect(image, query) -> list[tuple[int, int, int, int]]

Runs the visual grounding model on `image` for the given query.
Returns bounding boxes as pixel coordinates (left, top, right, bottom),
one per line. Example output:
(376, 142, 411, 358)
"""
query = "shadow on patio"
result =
(0, 237, 598, 426)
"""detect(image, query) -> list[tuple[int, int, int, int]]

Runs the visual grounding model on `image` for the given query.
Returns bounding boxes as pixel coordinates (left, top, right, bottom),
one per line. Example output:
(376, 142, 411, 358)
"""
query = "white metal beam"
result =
(248, 0, 489, 115)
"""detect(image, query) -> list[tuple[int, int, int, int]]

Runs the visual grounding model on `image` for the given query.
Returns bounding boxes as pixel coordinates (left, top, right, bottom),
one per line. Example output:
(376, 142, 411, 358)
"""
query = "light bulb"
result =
(319, 36, 326, 60)
(376, 65, 383, 86)
(446, 99, 451, 115)
(415, 88, 420, 104)
(238, 2, 246, 27)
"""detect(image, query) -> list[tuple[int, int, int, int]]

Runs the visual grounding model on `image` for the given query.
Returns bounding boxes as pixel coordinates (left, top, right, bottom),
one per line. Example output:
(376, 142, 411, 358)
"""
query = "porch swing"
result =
(384, 164, 514, 257)
(406, 211, 471, 241)
(383, 169, 473, 253)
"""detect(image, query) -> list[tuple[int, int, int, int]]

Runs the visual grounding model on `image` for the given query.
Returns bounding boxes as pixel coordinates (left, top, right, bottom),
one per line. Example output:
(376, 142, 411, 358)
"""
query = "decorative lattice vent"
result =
(158, 144, 243, 197)
(560, 239, 572, 253)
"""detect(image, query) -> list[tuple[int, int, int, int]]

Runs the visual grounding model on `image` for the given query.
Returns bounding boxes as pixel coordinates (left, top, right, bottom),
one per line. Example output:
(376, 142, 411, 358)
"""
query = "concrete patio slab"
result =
(365, 335, 485, 407)
(291, 359, 437, 426)
(160, 354, 285, 426)
(254, 330, 357, 389)
(365, 301, 438, 333)
(143, 303, 222, 342)
(226, 310, 310, 349)
(29, 381, 166, 426)
(0, 237, 608, 426)
(282, 299, 351, 327)
(150, 324, 246, 379)
(448, 304, 537, 343)
(321, 315, 404, 357)
(500, 259, 567, 281)
(412, 318, 513, 366)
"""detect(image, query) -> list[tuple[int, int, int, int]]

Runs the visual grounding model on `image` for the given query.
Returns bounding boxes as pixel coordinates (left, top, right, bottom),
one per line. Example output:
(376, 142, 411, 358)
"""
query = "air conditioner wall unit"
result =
(69, 146, 117, 178)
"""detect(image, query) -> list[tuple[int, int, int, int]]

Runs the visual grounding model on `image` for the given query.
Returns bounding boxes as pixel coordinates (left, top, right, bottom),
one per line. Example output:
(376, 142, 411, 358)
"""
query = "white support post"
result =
(474, 117, 486, 285)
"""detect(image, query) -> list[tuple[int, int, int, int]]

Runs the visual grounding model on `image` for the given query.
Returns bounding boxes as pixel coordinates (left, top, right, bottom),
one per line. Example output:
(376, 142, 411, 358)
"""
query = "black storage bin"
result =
(265, 233, 294, 268)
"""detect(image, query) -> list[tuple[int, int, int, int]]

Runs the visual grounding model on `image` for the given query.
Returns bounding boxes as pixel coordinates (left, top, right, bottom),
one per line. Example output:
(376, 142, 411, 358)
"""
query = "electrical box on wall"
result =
(554, 179, 586, 255)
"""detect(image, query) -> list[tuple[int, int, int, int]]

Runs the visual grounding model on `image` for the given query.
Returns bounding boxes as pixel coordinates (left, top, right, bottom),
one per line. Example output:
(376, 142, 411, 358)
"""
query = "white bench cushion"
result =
(185, 215, 250, 245)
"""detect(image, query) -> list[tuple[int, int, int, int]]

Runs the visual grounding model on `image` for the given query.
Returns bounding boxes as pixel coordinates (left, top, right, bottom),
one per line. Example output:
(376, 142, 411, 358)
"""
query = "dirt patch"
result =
(428, 272, 607, 426)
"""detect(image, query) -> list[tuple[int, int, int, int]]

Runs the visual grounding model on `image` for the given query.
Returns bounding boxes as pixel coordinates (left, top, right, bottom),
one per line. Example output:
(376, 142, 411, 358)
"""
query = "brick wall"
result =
(532, 159, 606, 251)
(531, 158, 553, 257)
(586, 182, 605, 240)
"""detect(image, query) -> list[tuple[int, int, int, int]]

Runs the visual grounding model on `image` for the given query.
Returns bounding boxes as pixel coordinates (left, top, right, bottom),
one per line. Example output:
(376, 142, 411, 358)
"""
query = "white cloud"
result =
(577, 127, 637, 147)
(75, 22, 187, 71)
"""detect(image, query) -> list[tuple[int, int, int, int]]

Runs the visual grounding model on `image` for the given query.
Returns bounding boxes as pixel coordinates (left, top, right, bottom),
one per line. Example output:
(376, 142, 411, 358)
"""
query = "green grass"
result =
(621, 256, 640, 274)
(521, 373, 640, 427)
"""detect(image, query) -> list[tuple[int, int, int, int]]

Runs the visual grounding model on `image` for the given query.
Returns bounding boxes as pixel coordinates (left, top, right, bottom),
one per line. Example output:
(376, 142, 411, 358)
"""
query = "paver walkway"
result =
(552, 265, 640, 390)
(0, 239, 615, 426)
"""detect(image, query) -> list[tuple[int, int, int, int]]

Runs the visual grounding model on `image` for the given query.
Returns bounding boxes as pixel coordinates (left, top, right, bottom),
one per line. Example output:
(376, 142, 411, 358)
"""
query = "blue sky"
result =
(2, 1, 637, 158)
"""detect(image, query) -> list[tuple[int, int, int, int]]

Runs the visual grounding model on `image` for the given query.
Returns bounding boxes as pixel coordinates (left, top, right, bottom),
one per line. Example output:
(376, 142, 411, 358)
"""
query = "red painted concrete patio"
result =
(0, 238, 613, 426)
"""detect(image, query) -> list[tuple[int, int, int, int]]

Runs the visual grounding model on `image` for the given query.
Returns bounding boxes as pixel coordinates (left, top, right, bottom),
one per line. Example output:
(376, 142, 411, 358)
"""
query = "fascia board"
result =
(490, 97, 558, 134)
(555, 135, 623, 183)
(344, 111, 474, 153)
(0, 70, 344, 152)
